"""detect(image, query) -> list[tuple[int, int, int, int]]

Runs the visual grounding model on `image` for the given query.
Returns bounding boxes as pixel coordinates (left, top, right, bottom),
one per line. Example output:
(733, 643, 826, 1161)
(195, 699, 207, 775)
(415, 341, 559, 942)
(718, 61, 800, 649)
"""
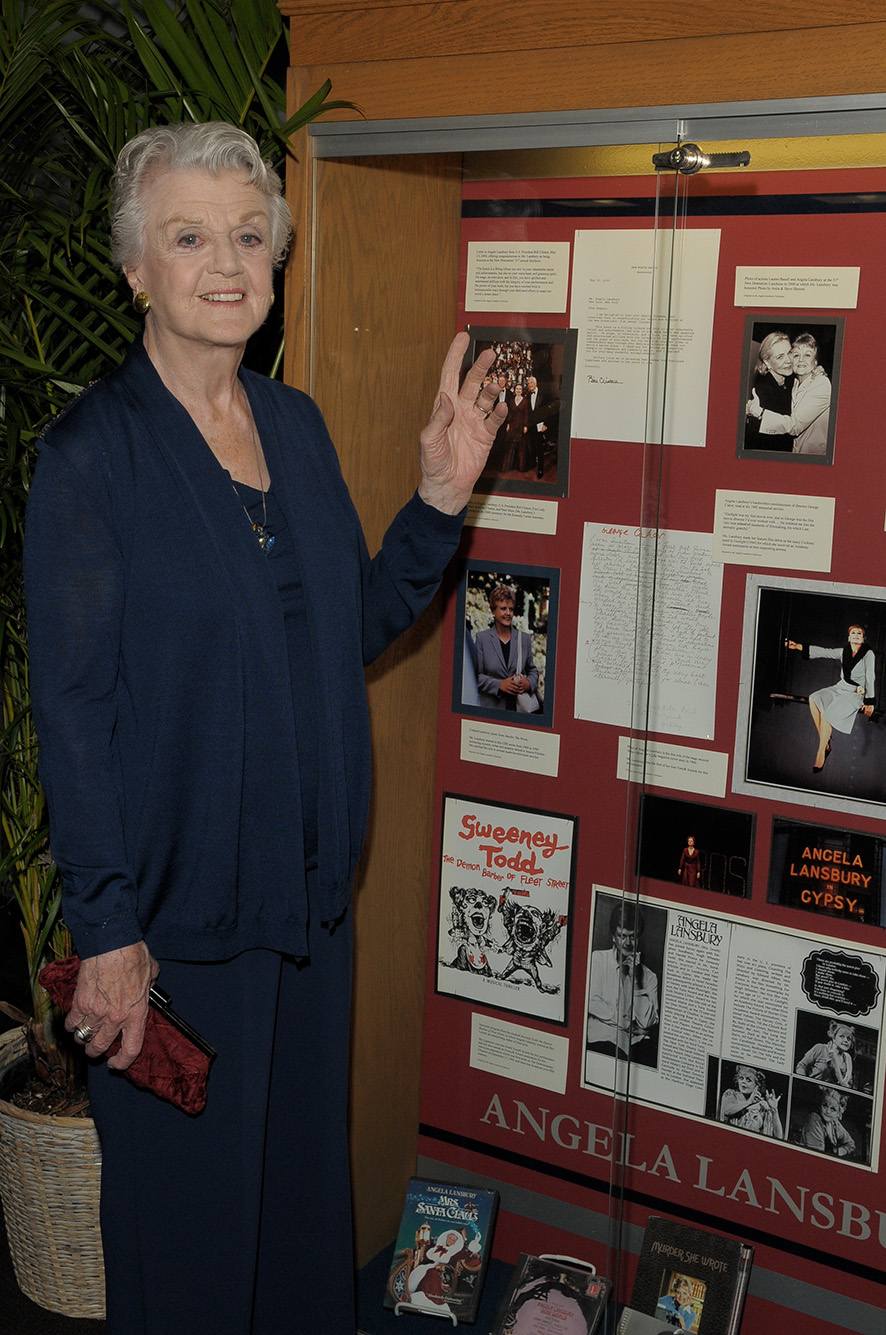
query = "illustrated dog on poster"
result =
(496, 888, 565, 993)
(445, 886, 499, 976)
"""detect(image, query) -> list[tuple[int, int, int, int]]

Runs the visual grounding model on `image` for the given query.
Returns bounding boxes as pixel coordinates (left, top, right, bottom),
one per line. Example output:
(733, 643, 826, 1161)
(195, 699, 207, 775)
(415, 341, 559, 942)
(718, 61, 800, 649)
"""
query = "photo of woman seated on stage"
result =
(739, 583, 886, 811)
(784, 624, 875, 772)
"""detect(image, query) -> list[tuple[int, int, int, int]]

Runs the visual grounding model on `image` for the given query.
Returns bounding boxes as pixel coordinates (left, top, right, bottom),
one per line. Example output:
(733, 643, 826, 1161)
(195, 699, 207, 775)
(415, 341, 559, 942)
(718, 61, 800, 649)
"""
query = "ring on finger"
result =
(74, 1023, 96, 1043)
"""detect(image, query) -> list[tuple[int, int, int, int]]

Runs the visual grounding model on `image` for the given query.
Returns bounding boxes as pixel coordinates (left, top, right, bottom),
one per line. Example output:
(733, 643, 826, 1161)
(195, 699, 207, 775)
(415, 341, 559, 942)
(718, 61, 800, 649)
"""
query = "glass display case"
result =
(302, 88, 886, 1332)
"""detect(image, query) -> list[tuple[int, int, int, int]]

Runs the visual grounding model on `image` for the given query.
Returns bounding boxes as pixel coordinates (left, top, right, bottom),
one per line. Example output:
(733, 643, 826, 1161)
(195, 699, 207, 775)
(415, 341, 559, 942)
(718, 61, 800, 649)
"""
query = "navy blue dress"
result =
(25, 342, 465, 1334)
(89, 483, 354, 1334)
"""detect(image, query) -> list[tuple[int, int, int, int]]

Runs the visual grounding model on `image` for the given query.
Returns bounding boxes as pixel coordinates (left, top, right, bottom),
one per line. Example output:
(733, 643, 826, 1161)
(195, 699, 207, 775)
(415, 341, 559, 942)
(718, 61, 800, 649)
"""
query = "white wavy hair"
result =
(110, 122, 292, 270)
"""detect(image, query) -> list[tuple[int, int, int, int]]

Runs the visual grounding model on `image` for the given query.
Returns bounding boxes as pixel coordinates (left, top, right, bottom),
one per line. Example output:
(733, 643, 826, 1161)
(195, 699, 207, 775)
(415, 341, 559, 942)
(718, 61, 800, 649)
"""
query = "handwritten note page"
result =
(570, 229, 720, 446)
(575, 524, 724, 740)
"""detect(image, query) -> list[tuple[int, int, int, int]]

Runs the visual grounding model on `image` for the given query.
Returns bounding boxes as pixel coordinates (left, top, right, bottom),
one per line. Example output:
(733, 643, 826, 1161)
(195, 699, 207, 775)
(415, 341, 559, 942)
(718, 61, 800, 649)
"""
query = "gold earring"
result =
(268, 291, 275, 307)
(133, 290, 151, 315)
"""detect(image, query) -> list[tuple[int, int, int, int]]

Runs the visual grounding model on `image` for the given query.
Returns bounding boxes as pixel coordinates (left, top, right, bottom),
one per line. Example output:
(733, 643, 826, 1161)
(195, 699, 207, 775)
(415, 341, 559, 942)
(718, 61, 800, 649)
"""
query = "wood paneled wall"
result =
(278, 0, 886, 1267)
(281, 139, 463, 1267)
(306, 152, 462, 1263)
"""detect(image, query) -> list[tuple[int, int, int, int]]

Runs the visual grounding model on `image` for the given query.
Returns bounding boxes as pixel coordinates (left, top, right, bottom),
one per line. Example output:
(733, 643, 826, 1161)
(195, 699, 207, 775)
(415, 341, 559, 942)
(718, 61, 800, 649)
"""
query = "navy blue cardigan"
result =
(24, 341, 463, 961)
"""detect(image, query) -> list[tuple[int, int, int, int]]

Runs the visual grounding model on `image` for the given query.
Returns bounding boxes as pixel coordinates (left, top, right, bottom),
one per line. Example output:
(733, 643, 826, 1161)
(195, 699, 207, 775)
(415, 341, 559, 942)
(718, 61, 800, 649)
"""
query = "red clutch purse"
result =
(39, 955, 215, 1116)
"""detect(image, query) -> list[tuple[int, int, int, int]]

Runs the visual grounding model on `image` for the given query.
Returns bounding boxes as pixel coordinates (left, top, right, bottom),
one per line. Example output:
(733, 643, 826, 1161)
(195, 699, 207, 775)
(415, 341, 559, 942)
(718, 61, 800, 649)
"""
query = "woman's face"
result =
(428, 1230, 462, 1261)
(847, 626, 865, 651)
(821, 1093, 843, 1122)
(833, 1025, 853, 1050)
(674, 1281, 692, 1306)
(736, 1068, 756, 1095)
(790, 341, 818, 379)
(764, 339, 792, 377)
(490, 598, 514, 632)
(125, 168, 274, 356)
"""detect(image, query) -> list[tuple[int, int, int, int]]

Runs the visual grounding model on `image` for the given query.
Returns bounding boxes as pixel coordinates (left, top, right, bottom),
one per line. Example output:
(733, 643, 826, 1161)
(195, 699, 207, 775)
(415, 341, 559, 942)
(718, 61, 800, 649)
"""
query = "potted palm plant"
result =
(0, 0, 348, 1314)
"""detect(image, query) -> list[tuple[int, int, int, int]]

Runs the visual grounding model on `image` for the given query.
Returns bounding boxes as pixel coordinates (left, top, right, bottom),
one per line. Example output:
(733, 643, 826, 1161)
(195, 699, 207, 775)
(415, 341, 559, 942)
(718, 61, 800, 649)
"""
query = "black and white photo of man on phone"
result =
(586, 899, 660, 1066)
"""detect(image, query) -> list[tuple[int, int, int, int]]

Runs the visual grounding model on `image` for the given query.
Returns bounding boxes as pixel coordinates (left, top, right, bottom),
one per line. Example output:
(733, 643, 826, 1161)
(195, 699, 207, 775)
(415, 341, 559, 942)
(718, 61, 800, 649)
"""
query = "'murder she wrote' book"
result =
(491, 1253, 611, 1335)
(383, 1177, 499, 1323)
(630, 1216, 754, 1335)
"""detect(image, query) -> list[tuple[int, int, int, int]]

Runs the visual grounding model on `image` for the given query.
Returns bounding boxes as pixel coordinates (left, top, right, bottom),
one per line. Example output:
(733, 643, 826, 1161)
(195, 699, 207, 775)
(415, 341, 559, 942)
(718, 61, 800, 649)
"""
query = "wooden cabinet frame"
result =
(279, 0, 886, 1266)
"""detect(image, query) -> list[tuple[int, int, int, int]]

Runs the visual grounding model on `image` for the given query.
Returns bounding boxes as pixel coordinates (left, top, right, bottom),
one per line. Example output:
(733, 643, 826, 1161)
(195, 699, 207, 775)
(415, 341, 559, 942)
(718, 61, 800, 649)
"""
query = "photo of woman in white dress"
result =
(738, 581, 886, 815)
(785, 624, 875, 772)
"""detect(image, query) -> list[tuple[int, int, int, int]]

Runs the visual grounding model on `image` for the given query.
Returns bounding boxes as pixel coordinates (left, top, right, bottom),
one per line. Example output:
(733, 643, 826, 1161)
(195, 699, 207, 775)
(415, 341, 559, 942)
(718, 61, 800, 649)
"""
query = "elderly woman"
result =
(785, 624, 875, 771)
(744, 329, 794, 451)
(747, 331, 831, 455)
(24, 123, 505, 1335)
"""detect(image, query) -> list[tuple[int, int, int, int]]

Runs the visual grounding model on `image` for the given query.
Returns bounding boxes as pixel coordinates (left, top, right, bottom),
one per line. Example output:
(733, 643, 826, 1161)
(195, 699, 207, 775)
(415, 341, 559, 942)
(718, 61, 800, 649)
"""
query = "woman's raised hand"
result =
(418, 333, 507, 515)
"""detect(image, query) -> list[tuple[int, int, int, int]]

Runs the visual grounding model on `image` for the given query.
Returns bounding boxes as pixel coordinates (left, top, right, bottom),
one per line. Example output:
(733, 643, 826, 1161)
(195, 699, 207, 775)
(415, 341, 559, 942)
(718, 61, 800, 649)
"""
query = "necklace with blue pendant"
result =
(228, 409, 275, 551)
(252, 522, 275, 551)
(229, 478, 275, 552)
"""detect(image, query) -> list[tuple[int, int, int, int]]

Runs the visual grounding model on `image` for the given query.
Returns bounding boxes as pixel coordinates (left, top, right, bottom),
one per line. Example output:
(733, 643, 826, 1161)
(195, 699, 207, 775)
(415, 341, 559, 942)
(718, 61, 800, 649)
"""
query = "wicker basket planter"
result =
(0, 1026, 105, 1317)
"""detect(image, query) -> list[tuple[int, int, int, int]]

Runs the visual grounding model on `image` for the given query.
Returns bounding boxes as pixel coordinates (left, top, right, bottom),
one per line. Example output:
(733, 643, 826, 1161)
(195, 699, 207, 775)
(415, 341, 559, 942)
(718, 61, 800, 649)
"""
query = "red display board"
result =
(420, 167, 886, 1332)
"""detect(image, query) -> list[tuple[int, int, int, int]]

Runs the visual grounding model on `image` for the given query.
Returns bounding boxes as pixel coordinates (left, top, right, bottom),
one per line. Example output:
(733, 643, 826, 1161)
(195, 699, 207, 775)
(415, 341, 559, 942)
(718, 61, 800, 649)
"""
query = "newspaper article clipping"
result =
(583, 889, 883, 1170)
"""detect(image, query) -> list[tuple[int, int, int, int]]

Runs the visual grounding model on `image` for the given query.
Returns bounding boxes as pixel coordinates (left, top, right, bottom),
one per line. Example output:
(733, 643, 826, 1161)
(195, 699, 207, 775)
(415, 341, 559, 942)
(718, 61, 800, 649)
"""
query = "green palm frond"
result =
(0, 3, 83, 151)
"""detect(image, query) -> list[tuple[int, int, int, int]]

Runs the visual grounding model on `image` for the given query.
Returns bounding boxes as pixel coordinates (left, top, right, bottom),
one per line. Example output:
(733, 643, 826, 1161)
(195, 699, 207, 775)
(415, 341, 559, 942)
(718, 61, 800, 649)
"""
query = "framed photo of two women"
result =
(737, 314, 845, 465)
